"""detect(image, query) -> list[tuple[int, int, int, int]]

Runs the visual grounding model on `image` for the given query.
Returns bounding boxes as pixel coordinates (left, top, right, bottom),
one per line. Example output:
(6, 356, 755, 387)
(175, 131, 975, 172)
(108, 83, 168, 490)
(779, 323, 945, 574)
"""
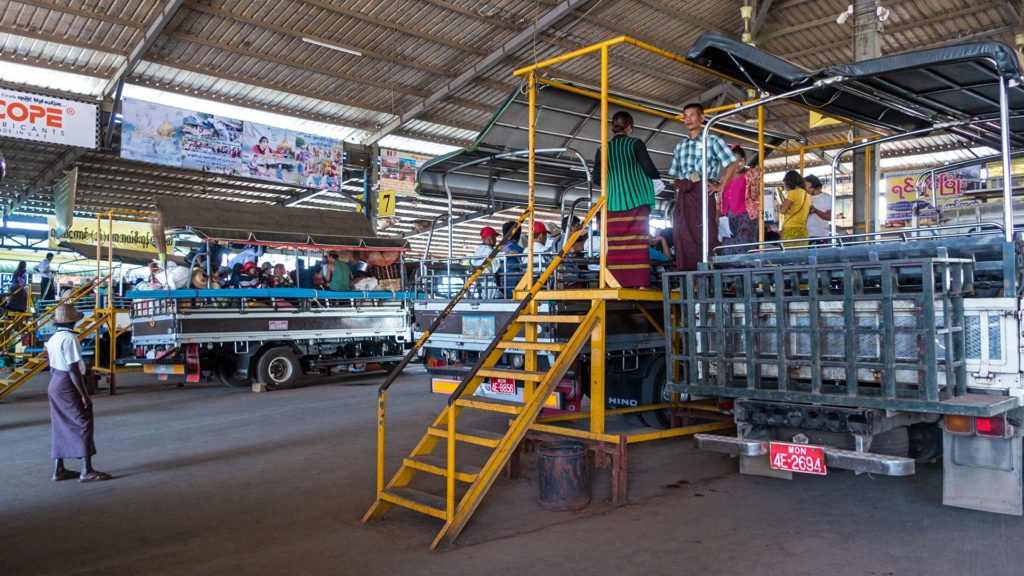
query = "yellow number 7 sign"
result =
(378, 189, 396, 217)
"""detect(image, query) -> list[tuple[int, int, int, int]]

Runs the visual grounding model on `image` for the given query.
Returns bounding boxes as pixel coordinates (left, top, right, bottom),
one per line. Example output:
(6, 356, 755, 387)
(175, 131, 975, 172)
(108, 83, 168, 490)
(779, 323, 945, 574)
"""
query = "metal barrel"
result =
(537, 441, 590, 511)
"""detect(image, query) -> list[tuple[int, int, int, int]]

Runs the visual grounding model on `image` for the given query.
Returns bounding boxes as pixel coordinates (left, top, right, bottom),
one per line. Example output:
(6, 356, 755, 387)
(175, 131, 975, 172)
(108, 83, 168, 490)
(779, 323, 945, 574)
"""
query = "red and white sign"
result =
(268, 320, 288, 331)
(487, 377, 516, 395)
(0, 88, 97, 148)
(769, 442, 827, 475)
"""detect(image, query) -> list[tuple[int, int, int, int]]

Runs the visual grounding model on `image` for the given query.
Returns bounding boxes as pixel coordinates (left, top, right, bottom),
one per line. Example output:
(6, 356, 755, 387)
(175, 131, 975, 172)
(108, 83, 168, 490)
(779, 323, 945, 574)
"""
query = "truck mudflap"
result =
(694, 434, 915, 476)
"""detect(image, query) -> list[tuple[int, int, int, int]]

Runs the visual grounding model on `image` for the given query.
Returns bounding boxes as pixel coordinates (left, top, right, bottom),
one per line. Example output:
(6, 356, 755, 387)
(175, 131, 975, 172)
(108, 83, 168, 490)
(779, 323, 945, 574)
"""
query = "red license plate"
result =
(769, 442, 827, 475)
(488, 377, 516, 395)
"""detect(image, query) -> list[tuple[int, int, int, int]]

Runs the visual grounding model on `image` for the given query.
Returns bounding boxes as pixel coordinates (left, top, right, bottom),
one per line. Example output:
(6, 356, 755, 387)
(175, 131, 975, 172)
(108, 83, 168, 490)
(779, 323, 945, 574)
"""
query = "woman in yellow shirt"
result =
(779, 170, 811, 248)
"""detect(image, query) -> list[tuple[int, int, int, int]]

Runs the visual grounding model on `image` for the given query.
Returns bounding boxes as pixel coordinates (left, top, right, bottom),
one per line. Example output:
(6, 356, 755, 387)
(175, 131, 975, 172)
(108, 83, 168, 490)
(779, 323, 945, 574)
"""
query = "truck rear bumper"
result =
(695, 433, 915, 476)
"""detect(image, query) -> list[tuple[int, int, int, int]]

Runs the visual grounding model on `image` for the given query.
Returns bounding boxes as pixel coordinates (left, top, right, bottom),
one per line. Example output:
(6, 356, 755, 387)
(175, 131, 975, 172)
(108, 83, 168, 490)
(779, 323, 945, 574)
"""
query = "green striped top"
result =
(596, 135, 657, 212)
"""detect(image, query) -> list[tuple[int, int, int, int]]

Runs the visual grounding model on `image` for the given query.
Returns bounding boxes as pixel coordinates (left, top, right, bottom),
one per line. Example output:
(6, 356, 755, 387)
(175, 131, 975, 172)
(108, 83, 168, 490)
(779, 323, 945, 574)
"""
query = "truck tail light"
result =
(944, 415, 973, 435)
(718, 399, 734, 413)
(975, 415, 1007, 438)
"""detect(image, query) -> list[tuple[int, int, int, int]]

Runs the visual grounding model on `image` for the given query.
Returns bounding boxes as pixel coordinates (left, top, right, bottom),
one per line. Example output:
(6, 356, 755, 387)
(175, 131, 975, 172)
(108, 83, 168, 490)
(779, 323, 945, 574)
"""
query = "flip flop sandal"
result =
(78, 471, 112, 483)
(52, 470, 78, 481)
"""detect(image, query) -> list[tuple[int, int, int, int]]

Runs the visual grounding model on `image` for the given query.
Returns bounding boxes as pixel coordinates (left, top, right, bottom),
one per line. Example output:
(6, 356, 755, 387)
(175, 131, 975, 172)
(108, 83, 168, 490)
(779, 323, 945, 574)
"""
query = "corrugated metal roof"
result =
(0, 0, 1017, 251)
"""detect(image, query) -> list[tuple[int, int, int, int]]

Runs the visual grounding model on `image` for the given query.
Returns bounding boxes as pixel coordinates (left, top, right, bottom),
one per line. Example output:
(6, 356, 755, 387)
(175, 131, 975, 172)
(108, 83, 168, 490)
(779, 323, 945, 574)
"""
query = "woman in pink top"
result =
(718, 145, 758, 254)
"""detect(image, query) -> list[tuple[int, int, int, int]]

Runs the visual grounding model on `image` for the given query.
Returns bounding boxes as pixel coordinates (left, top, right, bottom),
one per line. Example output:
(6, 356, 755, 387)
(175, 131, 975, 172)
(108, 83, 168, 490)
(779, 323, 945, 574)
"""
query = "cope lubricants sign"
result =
(0, 87, 98, 148)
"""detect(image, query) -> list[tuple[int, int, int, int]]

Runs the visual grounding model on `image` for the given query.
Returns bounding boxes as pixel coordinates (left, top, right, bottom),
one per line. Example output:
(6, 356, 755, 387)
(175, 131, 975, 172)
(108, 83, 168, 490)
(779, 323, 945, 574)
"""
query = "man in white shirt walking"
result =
(34, 252, 54, 300)
(804, 175, 833, 244)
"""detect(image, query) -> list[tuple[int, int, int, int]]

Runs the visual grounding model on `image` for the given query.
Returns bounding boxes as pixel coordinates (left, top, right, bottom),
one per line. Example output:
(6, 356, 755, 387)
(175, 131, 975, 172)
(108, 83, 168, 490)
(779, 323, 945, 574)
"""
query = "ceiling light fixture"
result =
(836, 5, 853, 25)
(301, 37, 362, 57)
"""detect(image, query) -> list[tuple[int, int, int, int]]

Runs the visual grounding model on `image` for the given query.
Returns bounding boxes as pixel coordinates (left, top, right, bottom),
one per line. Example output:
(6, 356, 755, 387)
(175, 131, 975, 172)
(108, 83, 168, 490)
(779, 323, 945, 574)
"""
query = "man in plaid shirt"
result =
(668, 103, 742, 271)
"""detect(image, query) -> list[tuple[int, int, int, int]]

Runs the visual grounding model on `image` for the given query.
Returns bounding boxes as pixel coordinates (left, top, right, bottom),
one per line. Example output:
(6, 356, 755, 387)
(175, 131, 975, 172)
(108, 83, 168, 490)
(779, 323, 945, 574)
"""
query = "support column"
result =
(851, 0, 881, 233)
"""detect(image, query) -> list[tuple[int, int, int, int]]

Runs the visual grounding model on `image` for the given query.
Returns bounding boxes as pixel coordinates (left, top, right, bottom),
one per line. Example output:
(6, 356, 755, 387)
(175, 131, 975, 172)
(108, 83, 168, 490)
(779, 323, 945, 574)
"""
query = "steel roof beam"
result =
(102, 0, 185, 98)
(0, 23, 128, 55)
(4, 147, 86, 217)
(8, 0, 143, 29)
(362, 0, 589, 145)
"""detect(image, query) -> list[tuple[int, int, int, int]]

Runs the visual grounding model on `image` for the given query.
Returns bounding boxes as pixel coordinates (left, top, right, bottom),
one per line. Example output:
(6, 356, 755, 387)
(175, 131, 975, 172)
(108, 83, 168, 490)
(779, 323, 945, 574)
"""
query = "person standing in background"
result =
(718, 146, 758, 254)
(591, 111, 661, 287)
(34, 253, 54, 300)
(668, 103, 742, 271)
(804, 174, 832, 244)
(47, 303, 110, 483)
(779, 170, 811, 248)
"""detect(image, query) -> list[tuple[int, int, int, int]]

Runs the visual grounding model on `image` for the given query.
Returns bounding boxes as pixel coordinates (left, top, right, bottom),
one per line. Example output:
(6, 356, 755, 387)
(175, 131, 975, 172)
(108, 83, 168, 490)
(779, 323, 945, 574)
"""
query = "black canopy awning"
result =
(686, 33, 1024, 147)
(154, 196, 408, 251)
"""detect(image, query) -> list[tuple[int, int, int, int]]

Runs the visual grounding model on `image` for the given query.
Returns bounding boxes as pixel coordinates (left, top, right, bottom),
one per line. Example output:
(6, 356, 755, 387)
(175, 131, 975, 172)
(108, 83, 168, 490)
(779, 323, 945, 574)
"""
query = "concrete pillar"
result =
(852, 0, 881, 233)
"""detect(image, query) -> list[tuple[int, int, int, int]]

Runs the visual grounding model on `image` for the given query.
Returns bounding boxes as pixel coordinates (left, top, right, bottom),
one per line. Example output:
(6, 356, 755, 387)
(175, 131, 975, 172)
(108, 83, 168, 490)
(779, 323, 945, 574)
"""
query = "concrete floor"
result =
(2, 368, 1022, 575)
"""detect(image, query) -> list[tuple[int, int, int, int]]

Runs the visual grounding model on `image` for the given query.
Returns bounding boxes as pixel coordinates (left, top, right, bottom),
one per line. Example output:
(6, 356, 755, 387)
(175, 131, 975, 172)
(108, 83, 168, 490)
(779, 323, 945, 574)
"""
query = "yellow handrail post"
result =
(446, 406, 456, 520)
(376, 391, 386, 498)
(524, 71, 539, 401)
(758, 106, 765, 242)
(599, 46, 609, 290)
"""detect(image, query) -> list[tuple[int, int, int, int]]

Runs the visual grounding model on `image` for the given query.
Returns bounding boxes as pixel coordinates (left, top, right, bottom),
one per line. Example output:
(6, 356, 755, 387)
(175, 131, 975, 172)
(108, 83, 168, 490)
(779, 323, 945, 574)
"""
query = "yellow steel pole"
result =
(758, 106, 765, 243)
(376, 391, 385, 497)
(512, 36, 628, 76)
(524, 71, 538, 400)
(590, 299, 606, 434)
(446, 406, 456, 520)
(107, 212, 113, 310)
(599, 47, 609, 290)
(864, 145, 873, 233)
(799, 150, 805, 174)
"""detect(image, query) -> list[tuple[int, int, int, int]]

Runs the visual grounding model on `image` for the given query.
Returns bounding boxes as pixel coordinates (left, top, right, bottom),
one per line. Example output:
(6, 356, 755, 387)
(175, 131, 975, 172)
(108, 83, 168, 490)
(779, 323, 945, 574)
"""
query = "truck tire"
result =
(256, 347, 301, 390)
(216, 357, 250, 388)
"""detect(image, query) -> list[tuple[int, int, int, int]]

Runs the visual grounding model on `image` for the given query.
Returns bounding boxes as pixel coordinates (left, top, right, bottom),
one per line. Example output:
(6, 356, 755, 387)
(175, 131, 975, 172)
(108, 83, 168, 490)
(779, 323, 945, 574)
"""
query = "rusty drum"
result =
(537, 441, 590, 511)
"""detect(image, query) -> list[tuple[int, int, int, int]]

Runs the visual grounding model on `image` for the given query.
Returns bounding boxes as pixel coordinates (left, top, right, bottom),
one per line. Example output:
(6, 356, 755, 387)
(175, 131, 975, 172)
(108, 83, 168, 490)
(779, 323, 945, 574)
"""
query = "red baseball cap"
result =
(533, 221, 548, 235)
(480, 226, 498, 238)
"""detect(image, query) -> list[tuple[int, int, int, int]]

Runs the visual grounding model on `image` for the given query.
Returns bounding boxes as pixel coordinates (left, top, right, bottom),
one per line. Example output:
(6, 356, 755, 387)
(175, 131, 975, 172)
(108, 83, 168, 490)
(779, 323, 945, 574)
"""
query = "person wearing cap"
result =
(471, 226, 500, 272)
(804, 174, 832, 244)
(46, 303, 110, 482)
(34, 252, 54, 300)
(499, 221, 525, 297)
(530, 220, 551, 273)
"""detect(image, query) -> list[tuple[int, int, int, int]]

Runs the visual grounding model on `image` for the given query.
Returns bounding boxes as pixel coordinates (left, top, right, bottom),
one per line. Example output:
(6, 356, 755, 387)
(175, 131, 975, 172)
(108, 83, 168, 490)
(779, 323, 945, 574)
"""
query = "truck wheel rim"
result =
(268, 357, 293, 383)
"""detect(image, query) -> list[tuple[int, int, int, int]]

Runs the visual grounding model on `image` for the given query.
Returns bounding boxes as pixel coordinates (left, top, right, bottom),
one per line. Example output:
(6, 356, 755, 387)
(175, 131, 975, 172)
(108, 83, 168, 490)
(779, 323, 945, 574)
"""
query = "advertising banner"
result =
(120, 98, 343, 189)
(48, 216, 172, 254)
(380, 148, 430, 194)
(52, 166, 78, 237)
(0, 87, 98, 148)
(884, 168, 981, 224)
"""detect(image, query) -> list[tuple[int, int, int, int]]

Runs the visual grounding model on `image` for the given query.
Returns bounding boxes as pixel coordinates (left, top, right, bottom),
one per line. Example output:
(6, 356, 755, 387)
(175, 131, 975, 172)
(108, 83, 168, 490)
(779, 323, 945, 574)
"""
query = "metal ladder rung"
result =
(454, 396, 524, 414)
(404, 454, 481, 483)
(476, 368, 547, 382)
(427, 426, 504, 447)
(518, 314, 584, 323)
(380, 487, 447, 520)
(496, 340, 565, 352)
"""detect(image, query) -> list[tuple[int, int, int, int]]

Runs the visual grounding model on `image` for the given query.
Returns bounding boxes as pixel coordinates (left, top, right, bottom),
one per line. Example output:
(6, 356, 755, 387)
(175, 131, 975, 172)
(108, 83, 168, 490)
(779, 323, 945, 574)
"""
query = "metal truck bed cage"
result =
(686, 33, 1024, 148)
(664, 257, 1018, 417)
(126, 288, 422, 300)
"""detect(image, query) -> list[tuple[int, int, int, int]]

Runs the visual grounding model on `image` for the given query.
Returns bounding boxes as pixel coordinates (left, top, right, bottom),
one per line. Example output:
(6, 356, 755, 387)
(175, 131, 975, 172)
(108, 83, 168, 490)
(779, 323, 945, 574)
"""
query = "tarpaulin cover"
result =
(60, 241, 186, 267)
(153, 196, 408, 251)
(686, 33, 1024, 146)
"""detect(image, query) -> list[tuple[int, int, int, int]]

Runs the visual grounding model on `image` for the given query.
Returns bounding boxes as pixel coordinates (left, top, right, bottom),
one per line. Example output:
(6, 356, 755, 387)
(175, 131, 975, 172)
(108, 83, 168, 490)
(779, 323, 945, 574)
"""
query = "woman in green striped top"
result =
(592, 111, 662, 287)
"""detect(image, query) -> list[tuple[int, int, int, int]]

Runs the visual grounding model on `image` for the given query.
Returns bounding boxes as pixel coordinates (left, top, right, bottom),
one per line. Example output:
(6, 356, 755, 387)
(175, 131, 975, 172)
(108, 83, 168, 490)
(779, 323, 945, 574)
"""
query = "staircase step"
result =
(496, 340, 565, 352)
(380, 487, 447, 520)
(428, 425, 504, 448)
(404, 454, 482, 482)
(454, 396, 524, 414)
(477, 368, 547, 382)
(518, 314, 584, 323)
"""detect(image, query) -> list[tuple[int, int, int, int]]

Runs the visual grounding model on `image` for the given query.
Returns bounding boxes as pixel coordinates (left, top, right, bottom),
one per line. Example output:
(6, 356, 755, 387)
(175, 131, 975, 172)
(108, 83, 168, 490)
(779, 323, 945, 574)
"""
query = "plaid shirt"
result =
(668, 132, 736, 182)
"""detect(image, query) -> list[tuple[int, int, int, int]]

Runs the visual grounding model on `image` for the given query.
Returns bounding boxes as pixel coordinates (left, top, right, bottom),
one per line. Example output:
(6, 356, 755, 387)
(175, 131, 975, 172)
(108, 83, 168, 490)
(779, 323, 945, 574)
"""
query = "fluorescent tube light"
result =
(301, 37, 362, 56)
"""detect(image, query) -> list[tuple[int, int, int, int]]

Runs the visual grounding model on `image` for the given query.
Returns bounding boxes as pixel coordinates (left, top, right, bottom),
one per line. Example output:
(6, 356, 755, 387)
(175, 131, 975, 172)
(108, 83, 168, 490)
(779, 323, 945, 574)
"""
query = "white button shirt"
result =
(45, 329, 86, 373)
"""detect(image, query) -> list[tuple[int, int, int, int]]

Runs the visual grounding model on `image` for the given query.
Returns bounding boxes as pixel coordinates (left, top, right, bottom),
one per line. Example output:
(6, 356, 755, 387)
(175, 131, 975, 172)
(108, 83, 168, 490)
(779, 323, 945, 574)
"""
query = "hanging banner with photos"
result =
(380, 148, 430, 194)
(119, 98, 343, 190)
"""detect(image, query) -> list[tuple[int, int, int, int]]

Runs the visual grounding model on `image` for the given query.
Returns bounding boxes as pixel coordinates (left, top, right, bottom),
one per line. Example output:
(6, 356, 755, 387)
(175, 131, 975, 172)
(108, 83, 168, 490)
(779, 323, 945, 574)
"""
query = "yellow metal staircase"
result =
(0, 277, 112, 401)
(363, 201, 605, 549)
